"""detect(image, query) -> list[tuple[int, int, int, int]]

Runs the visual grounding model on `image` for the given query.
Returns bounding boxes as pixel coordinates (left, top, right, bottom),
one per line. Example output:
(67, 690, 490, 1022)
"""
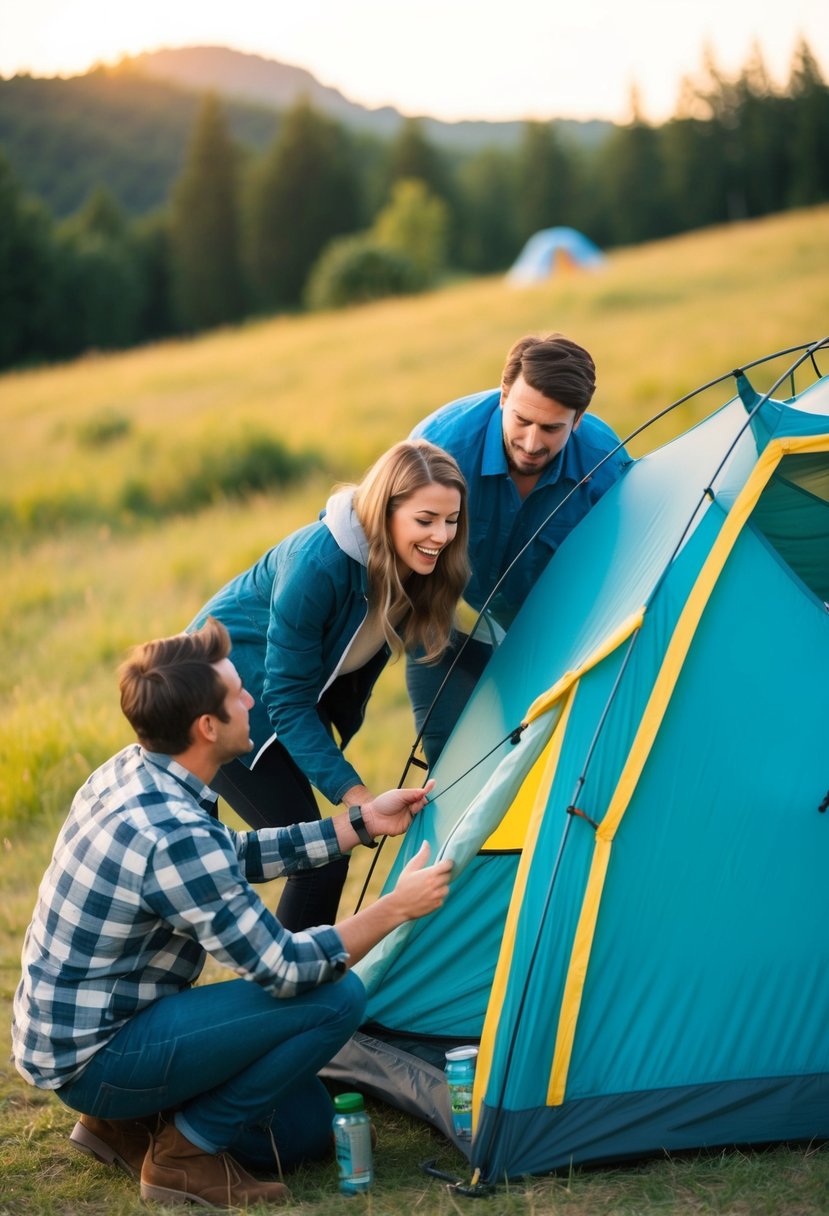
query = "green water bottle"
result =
(333, 1092, 374, 1194)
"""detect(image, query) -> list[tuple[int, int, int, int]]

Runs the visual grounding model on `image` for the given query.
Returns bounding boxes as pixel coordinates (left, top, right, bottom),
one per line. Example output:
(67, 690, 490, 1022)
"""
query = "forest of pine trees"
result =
(1, 38, 827, 371)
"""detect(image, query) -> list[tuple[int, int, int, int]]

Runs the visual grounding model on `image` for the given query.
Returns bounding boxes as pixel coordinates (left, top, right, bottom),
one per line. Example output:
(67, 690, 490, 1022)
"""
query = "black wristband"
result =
(348, 805, 378, 849)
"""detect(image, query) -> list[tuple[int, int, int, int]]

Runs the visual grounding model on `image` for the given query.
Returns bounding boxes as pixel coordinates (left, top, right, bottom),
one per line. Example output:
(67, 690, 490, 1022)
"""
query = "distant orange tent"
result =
(507, 226, 605, 284)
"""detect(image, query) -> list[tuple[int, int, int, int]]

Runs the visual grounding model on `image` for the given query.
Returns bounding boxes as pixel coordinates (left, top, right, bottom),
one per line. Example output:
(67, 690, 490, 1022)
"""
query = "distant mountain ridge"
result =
(0, 46, 613, 220)
(124, 44, 614, 151)
(127, 46, 402, 135)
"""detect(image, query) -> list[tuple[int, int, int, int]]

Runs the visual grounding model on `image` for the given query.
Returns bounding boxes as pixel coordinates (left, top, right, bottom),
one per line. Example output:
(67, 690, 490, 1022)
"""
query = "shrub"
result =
(75, 408, 132, 447)
(1, 431, 318, 539)
(305, 234, 419, 310)
(180, 430, 318, 509)
(372, 178, 449, 287)
(120, 430, 319, 519)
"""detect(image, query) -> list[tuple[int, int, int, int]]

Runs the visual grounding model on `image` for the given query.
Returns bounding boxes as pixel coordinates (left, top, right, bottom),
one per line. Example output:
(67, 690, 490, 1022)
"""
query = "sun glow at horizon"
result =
(1, 0, 827, 125)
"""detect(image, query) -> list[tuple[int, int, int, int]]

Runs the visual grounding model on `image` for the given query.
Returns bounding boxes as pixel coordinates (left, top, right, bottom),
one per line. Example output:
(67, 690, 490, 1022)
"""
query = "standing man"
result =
(409, 332, 629, 764)
(12, 618, 452, 1209)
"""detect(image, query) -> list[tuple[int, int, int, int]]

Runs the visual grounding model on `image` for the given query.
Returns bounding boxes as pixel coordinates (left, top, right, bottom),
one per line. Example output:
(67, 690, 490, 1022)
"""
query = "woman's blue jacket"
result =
(189, 491, 389, 804)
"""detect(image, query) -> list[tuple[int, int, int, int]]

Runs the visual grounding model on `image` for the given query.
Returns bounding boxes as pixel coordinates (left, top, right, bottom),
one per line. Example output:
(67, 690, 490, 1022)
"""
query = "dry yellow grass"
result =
(1, 202, 827, 828)
(1, 207, 829, 1214)
(4, 205, 828, 503)
(2, 202, 828, 834)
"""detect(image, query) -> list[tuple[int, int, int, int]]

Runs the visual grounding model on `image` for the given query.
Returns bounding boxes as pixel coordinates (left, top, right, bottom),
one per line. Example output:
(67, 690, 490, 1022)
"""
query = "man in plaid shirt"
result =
(12, 618, 451, 1208)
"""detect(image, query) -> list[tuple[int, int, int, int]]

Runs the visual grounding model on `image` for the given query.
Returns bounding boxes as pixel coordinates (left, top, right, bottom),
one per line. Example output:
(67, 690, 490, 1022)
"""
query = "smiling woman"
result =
(183, 438, 469, 931)
(388, 483, 461, 577)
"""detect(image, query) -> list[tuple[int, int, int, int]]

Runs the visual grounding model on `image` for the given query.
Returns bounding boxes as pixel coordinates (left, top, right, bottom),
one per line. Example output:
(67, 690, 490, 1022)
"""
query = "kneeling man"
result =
(12, 618, 451, 1207)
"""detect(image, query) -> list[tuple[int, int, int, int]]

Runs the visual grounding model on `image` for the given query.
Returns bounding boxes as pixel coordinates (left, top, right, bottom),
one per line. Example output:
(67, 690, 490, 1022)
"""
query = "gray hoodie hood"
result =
(322, 488, 370, 566)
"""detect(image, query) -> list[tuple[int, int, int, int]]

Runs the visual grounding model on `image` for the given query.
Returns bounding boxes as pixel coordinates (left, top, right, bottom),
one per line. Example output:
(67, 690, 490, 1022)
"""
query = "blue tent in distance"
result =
(507, 226, 605, 284)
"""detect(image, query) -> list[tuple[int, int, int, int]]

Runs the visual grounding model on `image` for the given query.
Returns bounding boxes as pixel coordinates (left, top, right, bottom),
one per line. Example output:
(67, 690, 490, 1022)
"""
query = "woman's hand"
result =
(361, 779, 435, 840)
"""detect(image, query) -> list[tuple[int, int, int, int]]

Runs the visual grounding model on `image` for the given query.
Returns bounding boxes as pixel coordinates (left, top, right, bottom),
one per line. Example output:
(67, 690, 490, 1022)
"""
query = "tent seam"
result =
(546, 433, 829, 1107)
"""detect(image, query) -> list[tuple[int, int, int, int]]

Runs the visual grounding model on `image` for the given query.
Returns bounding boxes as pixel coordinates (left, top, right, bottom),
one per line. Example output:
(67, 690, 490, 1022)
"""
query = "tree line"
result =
(1, 37, 827, 372)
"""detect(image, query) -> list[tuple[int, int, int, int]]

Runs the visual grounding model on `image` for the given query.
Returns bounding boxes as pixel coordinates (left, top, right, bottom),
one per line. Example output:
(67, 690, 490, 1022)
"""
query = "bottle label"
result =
(445, 1052, 476, 1140)
(335, 1120, 373, 1192)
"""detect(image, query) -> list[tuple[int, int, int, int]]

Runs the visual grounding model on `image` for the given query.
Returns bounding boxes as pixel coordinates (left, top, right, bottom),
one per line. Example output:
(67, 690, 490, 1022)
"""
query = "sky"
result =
(1, 0, 827, 124)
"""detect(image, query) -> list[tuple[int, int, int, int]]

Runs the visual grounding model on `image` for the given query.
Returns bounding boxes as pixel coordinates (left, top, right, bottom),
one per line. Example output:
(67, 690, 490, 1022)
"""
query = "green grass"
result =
(2, 206, 829, 1213)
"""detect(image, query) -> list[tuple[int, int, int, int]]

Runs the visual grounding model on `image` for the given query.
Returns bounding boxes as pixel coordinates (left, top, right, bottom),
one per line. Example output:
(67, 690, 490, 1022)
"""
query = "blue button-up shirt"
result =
(12, 746, 348, 1089)
(412, 389, 630, 627)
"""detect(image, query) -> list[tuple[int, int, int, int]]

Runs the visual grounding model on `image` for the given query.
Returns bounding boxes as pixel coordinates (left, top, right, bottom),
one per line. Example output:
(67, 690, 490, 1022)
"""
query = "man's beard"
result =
(503, 432, 554, 476)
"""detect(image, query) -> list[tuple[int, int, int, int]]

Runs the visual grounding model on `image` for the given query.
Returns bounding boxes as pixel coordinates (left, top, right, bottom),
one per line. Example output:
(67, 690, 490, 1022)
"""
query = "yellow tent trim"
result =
(473, 685, 577, 1132)
(523, 609, 645, 727)
(599, 434, 820, 844)
(548, 835, 611, 1104)
(483, 609, 645, 853)
(547, 432, 828, 1106)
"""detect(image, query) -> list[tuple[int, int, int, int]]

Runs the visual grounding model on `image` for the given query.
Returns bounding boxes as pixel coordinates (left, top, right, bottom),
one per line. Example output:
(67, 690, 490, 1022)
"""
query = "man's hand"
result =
(387, 841, 453, 920)
(333, 836, 453, 965)
(362, 780, 435, 840)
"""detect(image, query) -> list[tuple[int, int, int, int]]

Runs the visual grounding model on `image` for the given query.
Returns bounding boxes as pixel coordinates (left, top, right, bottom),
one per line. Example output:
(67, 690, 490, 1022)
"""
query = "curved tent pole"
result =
(556, 335, 829, 810)
(406, 336, 828, 789)
(472, 336, 829, 1178)
(353, 339, 828, 912)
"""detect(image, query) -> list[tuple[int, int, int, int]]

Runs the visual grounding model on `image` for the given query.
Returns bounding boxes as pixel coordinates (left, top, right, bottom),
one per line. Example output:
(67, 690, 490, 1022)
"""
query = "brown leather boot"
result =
(69, 1113, 154, 1179)
(140, 1121, 291, 1208)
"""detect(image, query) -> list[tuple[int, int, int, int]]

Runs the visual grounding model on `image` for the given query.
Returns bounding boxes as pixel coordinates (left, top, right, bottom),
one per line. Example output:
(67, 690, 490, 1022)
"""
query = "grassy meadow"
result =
(2, 206, 829, 1214)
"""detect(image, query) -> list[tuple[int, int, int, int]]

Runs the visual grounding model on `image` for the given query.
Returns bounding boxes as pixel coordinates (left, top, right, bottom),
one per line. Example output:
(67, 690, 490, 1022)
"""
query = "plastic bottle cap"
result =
(445, 1045, 479, 1061)
(334, 1092, 366, 1112)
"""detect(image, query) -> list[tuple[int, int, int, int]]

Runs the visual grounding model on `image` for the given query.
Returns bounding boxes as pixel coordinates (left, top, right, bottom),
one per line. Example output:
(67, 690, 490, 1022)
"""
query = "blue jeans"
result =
(57, 973, 365, 1173)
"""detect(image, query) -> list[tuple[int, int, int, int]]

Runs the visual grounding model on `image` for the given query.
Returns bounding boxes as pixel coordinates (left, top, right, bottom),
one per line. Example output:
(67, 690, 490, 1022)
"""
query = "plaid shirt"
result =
(11, 745, 348, 1090)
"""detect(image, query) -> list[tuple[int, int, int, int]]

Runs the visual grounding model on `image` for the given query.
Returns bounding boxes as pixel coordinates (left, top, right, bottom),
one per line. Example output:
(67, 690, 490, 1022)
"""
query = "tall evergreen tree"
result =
(455, 147, 520, 272)
(169, 93, 246, 330)
(0, 151, 58, 369)
(385, 118, 460, 258)
(598, 91, 671, 245)
(54, 187, 146, 355)
(245, 99, 361, 309)
(387, 119, 450, 198)
(660, 116, 728, 233)
(786, 37, 829, 207)
(68, 184, 130, 241)
(732, 45, 788, 218)
(132, 210, 178, 341)
(514, 121, 573, 243)
(692, 49, 750, 222)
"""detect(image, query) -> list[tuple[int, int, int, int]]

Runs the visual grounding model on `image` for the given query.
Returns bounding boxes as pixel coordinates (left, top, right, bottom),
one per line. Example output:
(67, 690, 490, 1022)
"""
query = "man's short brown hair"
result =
(501, 333, 596, 413)
(118, 617, 231, 755)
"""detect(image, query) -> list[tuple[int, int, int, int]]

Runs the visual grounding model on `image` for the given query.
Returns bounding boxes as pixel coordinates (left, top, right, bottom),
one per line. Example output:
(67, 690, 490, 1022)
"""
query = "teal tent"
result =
(326, 343, 829, 1180)
(506, 226, 605, 284)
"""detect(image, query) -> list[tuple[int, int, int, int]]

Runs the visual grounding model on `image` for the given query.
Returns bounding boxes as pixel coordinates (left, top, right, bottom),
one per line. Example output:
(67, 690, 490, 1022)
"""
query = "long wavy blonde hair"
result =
(352, 440, 469, 662)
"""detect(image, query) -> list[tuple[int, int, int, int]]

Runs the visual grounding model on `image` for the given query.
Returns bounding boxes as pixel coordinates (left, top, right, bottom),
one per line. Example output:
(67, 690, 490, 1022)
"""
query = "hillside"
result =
(0, 49, 612, 218)
(1, 210, 829, 1215)
(0, 67, 281, 217)
(3, 205, 827, 557)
